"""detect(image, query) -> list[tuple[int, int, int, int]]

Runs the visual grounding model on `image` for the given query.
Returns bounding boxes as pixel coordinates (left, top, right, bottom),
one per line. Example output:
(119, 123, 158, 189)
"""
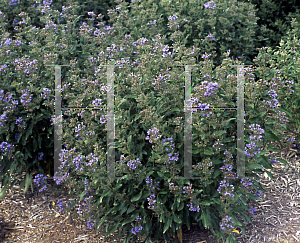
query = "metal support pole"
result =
(45, 65, 70, 180)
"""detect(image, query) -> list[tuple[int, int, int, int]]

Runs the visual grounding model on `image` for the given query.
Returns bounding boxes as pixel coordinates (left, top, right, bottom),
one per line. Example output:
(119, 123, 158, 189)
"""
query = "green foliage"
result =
(105, 0, 262, 67)
(252, 17, 300, 142)
(243, 0, 300, 49)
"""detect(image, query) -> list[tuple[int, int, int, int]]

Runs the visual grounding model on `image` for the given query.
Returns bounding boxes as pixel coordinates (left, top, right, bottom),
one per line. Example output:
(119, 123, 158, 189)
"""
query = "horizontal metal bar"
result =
(192, 108, 238, 110)
(61, 107, 106, 110)
(45, 65, 71, 66)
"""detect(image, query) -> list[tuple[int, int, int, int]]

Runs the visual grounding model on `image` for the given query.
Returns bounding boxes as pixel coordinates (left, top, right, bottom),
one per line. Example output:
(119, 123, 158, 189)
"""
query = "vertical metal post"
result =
(174, 65, 201, 180)
(54, 65, 62, 179)
(236, 65, 245, 178)
(99, 64, 118, 179)
(45, 64, 70, 180)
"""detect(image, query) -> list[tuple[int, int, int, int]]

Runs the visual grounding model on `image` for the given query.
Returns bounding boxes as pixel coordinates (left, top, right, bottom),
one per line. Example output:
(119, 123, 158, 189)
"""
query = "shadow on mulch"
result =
(143, 221, 219, 243)
(0, 215, 19, 242)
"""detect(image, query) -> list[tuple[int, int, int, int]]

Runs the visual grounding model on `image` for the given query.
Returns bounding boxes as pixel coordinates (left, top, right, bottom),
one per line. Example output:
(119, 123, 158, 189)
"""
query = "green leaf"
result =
(246, 190, 262, 201)
(264, 130, 285, 148)
(252, 179, 267, 193)
(0, 184, 8, 200)
(114, 183, 123, 191)
(9, 162, 17, 178)
(126, 204, 136, 214)
(225, 117, 236, 126)
(170, 107, 181, 113)
(33, 136, 37, 152)
(96, 215, 108, 231)
(158, 190, 168, 195)
(40, 108, 49, 116)
(79, 190, 87, 201)
(69, 199, 77, 209)
(131, 190, 142, 202)
(146, 171, 155, 178)
(200, 201, 211, 206)
(215, 130, 227, 136)
(54, 34, 59, 44)
(24, 172, 33, 194)
(24, 147, 32, 159)
(163, 216, 171, 234)
(134, 113, 141, 122)
(192, 147, 201, 154)
(200, 209, 208, 228)
(178, 201, 184, 211)
(19, 177, 26, 191)
(118, 98, 128, 109)
(6, 133, 10, 143)
(213, 169, 221, 178)
(38, 133, 42, 149)
(265, 143, 281, 152)
(246, 163, 263, 170)
(238, 213, 252, 225)
(10, 122, 15, 133)
(157, 171, 165, 178)
(264, 170, 274, 179)
(257, 154, 273, 169)
(14, 150, 24, 159)
(241, 211, 252, 224)
(106, 220, 120, 236)
(240, 196, 247, 205)
(32, 113, 44, 122)
(119, 203, 128, 215)
(171, 200, 176, 211)
(184, 207, 191, 230)
(7, 177, 18, 191)
(99, 190, 111, 204)
(24, 122, 34, 145)
(276, 158, 289, 165)
(203, 148, 214, 155)
(172, 213, 182, 224)
(16, 133, 22, 143)
(70, 41, 78, 55)
(195, 189, 203, 197)
(121, 214, 136, 227)
(123, 95, 137, 100)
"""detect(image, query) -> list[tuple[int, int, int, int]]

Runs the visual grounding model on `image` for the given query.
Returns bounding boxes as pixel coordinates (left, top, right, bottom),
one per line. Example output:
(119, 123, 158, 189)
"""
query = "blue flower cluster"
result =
(203, 1, 216, 10)
(240, 177, 252, 187)
(8, 0, 19, 6)
(220, 216, 235, 231)
(217, 180, 235, 198)
(145, 176, 161, 210)
(131, 226, 143, 235)
(33, 173, 48, 192)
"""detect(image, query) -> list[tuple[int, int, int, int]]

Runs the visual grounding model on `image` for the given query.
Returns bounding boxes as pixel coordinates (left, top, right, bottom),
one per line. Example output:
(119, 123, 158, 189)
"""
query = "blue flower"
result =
(206, 33, 215, 41)
(204, 1, 216, 9)
(249, 206, 256, 215)
(131, 226, 143, 235)
(254, 190, 261, 198)
(9, 0, 19, 6)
